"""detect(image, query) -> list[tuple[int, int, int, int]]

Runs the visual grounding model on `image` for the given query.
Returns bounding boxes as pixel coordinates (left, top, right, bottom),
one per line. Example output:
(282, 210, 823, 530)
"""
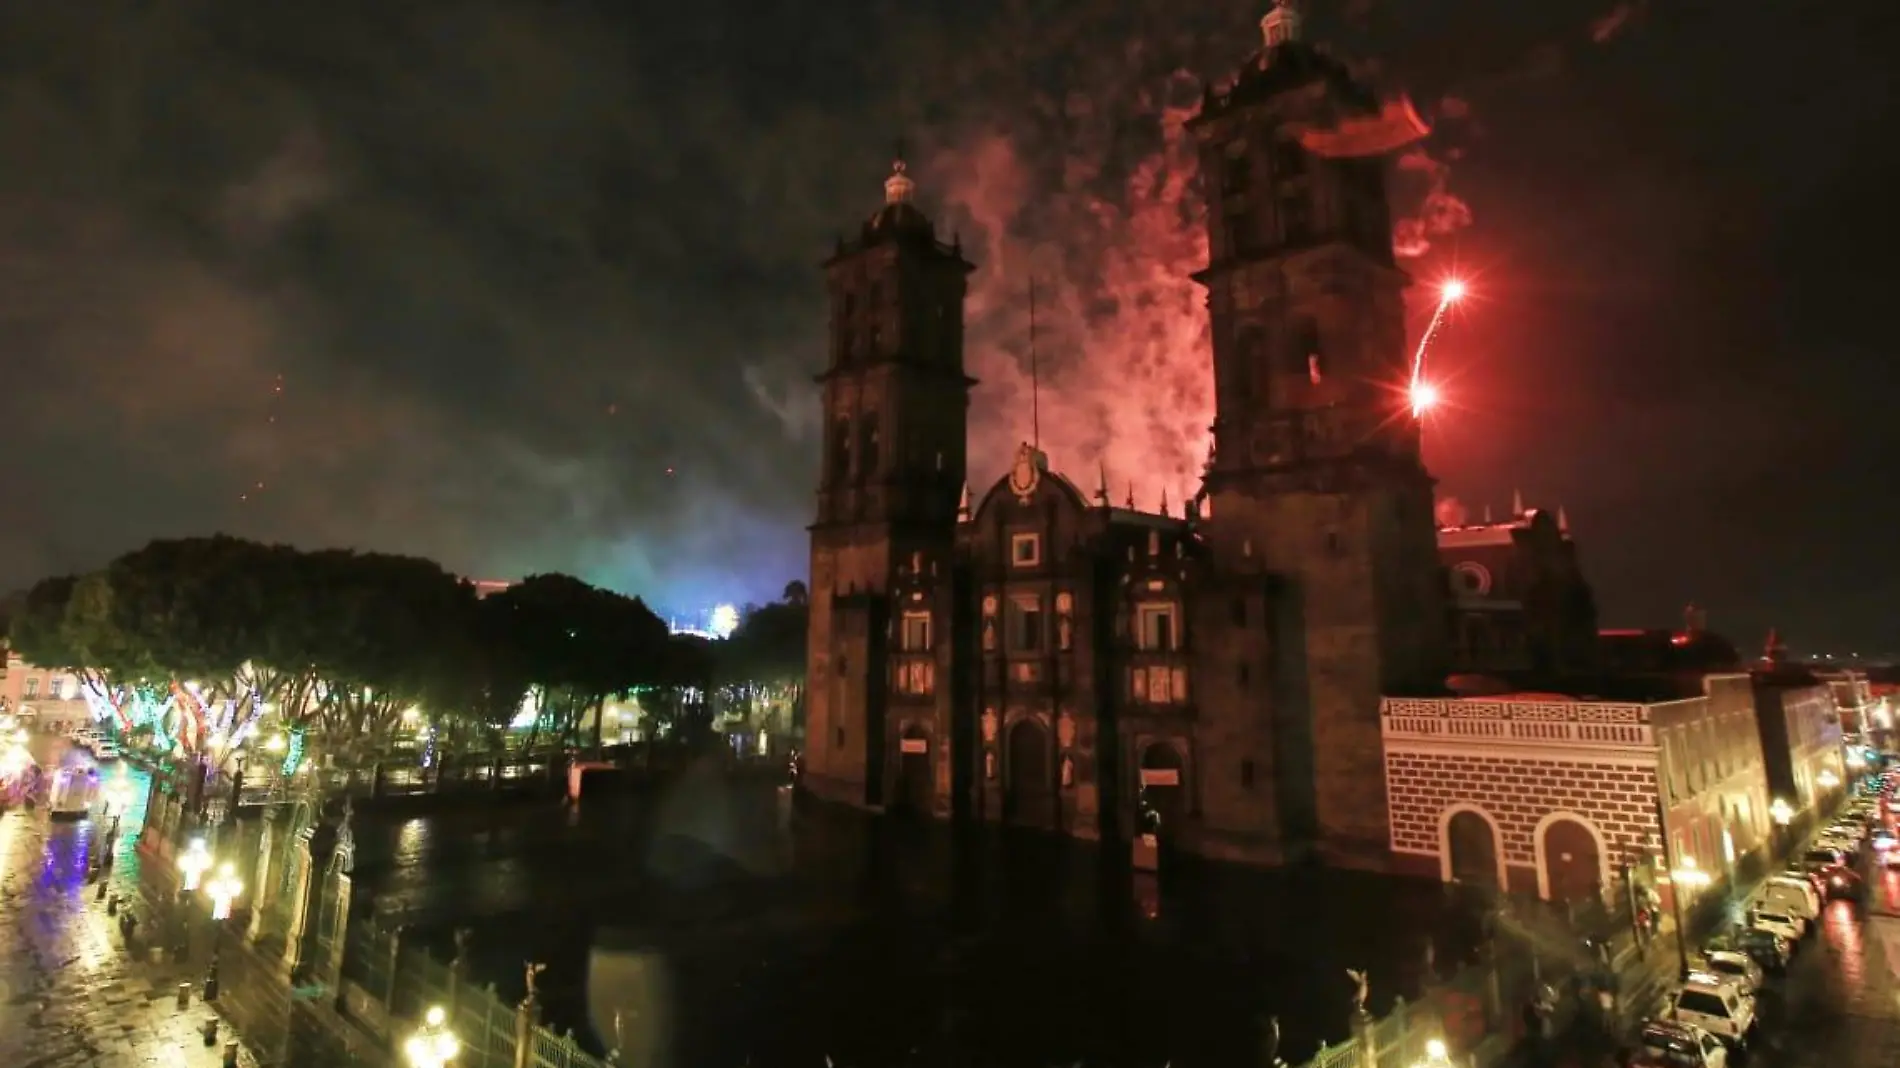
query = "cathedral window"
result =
(1007, 594, 1044, 653)
(900, 611, 932, 652)
(1231, 327, 1262, 401)
(1010, 532, 1042, 568)
(1290, 317, 1321, 378)
(842, 291, 856, 316)
(1237, 661, 1250, 688)
(1230, 597, 1247, 626)
(831, 419, 853, 479)
(1227, 206, 1263, 258)
(1223, 151, 1251, 196)
(1136, 602, 1178, 651)
(859, 415, 881, 477)
(1270, 139, 1306, 181)
(1280, 191, 1312, 244)
(1240, 759, 1256, 788)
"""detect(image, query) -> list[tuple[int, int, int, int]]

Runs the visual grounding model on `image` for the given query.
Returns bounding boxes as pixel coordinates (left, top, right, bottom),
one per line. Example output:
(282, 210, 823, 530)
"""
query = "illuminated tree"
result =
(714, 592, 808, 743)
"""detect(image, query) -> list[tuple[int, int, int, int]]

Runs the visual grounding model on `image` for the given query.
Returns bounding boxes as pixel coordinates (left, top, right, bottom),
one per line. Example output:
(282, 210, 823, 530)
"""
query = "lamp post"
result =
(202, 863, 243, 1002)
(404, 1005, 462, 1068)
(178, 837, 212, 896)
(1667, 856, 1712, 980)
(1410, 1037, 1453, 1068)
(174, 837, 213, 961)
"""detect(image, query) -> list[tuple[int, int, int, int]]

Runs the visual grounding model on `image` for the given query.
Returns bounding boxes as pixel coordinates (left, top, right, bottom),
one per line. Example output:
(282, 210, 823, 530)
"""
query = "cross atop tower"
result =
(884, 158, 915, 206)
(1262, 0, 1303, 50)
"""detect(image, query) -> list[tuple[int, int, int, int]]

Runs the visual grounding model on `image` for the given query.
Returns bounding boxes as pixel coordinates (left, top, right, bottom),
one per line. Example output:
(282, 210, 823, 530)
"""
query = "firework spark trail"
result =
(1408, 280, 1464, 415)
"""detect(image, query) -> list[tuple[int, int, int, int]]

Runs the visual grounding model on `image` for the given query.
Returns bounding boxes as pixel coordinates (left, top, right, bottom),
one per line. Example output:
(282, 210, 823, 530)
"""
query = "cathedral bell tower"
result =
(805, 158, 975, 807)
(1189, 1, 1448, 868)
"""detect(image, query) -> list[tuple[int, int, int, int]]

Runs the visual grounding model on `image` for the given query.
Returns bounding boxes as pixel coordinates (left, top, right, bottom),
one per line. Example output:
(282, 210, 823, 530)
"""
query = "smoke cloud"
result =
(0, 0, 1467, 612)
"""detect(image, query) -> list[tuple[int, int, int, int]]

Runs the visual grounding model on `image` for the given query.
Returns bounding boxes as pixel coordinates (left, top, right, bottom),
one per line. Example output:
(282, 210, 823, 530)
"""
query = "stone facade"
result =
(1384, 674, 1778, 902)
(1436, 508, 1598, 677)
(1382, 695, 1661, 898)
(1751, 669, 1848, 817)
(804, 14, 1451, 869)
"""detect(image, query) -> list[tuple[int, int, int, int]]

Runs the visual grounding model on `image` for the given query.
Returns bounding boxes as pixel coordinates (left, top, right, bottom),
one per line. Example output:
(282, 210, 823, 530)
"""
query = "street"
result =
(4, 727, 1900, 1068)
(1740, 867, 1900, 1068)
(0, 735, 260, 1068)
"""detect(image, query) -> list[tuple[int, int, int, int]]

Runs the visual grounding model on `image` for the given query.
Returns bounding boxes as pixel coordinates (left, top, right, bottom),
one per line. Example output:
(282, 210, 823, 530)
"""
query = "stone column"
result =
(283, 817, 339, 979)
(513, 993, 541, 1068)
(1353, 1008, 1376, 1068)
(247, 812, 276, 944)
(321, 871, 352, 994)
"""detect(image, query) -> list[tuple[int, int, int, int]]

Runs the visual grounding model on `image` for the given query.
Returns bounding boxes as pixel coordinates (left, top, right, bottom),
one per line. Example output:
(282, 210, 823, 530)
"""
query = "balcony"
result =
(1381, 696, 1654, 753)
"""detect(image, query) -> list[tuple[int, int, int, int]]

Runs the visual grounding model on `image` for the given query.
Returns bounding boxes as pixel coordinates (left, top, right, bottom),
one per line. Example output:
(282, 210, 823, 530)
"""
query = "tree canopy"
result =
(3, 536, 726, 765)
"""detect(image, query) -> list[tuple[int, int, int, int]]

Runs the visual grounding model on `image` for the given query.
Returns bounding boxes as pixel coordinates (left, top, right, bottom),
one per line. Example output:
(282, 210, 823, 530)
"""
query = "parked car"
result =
(1710, 929, 1791, 974)
(1747, 906, 1806, 944)
(1633, 1020, 1729, 1068)
(1693, 950, 1763, 996)
(1663, 978, 1756, 1049)
(1759, 875, 1820, 920)
(1817, 864, 1863, 900)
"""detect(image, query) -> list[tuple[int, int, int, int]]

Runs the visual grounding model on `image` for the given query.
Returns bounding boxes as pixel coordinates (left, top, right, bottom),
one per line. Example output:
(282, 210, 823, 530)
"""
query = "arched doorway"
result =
(1540, 817, 1602, 903)
(1006, 719, 1052, 827)
(1138, 742, 1186, 838)
(896, 726, 933, 816)
(1445, 809, 1501, 887)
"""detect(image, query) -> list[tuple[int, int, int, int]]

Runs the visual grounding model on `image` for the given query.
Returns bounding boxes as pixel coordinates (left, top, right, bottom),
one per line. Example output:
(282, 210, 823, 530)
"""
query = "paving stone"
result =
(1, 810, 262, 1068)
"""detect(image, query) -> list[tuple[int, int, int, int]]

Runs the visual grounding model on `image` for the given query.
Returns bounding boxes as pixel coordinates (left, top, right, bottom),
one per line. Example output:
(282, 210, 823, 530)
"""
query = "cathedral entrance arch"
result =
(1005, 719, 1053, 827)
(1138, 742, 1185, 839)
(896, 726, 933, 816)
(1538, 815, 1604, 903)
(1442, 807, 1502, 887)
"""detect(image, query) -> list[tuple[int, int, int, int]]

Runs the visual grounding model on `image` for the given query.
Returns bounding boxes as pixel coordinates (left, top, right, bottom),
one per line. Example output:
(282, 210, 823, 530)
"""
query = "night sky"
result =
(0, 1, 1891, 651)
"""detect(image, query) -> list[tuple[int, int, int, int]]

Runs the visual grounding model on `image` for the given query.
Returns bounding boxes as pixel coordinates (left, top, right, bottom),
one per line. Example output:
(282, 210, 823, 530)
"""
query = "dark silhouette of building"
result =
(804, 2, 1450, 869)
(1436, 501, 1598, 676)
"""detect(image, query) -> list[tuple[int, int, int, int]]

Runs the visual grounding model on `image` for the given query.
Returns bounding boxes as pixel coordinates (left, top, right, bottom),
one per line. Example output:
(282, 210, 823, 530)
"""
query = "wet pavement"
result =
(9, 729, 1899, 1068)
(0, 798, 262, 1068)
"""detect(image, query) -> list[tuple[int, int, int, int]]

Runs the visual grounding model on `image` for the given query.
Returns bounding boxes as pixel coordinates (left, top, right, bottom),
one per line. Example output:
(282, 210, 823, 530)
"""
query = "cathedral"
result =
(804, 3, 1483, 870)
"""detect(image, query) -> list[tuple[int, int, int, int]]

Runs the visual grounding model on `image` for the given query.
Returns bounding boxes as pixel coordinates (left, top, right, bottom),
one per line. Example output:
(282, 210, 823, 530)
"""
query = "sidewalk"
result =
(0, 808, 263, 1068)
(130, 832, 303, 1065)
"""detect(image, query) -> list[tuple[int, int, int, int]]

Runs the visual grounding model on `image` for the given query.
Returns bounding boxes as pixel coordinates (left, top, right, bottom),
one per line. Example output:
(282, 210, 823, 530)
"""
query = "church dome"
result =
(862, 160, 935, 240)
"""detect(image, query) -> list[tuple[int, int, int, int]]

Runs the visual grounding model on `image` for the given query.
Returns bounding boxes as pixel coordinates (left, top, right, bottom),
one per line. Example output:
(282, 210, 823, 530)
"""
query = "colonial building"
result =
(1435, 501, 1597, 676)
(1, 652, 91, 733)
(804, 2, 1449, 868)
(1382, 672, 1771, 902)
(1750, 666, 1848, 823)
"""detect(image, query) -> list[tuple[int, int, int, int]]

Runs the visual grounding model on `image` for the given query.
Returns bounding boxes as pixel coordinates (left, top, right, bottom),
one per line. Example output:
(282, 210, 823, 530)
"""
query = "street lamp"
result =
(178, 838, 212, 893)
(1410, 1037, 1452, 1068)
(1770, 798, 1793, 827)
(404, 1005, 461, 1068)
(1668, 856, 1713, 980)
(202, 863, 243, 1002)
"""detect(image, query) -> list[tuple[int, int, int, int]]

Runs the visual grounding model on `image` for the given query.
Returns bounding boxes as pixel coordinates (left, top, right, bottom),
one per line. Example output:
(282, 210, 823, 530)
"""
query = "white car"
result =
(92, 741, 120, 761)
(1634, 1020, 1729, 1068)
(1748, 906, 1806, 945)
(1665, 979, 1756, 1049)
(1693, 951, 1762, 996)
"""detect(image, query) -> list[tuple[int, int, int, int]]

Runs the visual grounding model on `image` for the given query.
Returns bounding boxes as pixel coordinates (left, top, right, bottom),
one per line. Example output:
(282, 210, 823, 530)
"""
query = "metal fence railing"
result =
(338, 924, 611, 1068)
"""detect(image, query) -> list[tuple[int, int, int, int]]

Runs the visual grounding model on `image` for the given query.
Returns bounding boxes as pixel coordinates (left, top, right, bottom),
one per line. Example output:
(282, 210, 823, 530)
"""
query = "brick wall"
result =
(1385, 747, 1660, 885)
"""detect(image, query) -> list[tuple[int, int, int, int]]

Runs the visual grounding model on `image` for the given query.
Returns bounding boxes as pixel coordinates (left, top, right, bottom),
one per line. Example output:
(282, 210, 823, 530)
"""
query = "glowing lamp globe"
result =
(1409, 381, 1440, 416)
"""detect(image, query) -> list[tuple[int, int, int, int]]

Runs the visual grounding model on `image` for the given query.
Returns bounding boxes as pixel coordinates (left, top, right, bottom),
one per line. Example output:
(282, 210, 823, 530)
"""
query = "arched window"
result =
(1289, 317, 1322, 379)
(1231, 326, 1263, 402)
(858, 413, 881, 478)
(831, 418, 853, 479)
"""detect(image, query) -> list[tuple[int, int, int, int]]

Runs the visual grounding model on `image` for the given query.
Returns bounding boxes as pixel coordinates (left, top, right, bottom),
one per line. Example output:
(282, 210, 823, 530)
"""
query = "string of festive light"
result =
(1408, 278, 1466, 416)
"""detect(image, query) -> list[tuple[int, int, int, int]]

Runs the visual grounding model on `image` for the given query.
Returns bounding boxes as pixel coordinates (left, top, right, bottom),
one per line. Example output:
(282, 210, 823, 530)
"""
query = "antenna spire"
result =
(1029, 277, 1041, 452)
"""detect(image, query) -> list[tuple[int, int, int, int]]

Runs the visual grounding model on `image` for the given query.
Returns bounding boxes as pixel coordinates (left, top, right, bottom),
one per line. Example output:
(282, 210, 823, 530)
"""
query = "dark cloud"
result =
(0, 0, 1892, 649)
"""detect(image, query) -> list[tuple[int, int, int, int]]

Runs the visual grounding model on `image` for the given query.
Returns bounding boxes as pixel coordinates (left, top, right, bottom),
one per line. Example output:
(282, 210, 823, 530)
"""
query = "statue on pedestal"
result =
(1346, 968, 1370, 1019)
